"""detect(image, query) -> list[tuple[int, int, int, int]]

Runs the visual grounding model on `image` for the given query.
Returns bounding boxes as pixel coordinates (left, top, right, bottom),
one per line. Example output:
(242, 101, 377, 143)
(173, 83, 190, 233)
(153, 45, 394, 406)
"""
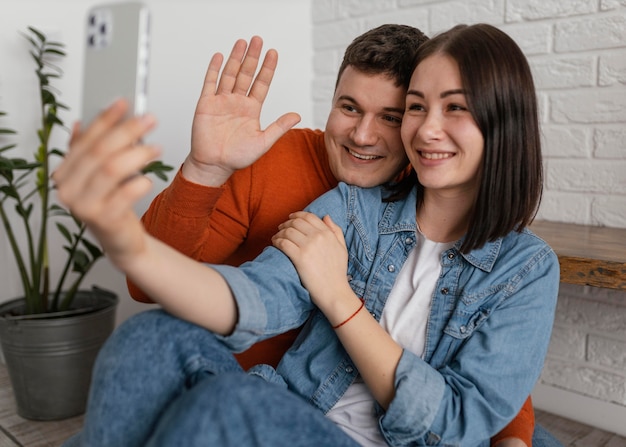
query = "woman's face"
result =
(401, 53, 484, 199)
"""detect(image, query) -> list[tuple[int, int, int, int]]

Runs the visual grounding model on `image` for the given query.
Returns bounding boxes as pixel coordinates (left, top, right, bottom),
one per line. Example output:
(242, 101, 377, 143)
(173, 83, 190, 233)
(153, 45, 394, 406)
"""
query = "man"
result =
(128, 25, 541, 446)
(129, 25, 416, 369)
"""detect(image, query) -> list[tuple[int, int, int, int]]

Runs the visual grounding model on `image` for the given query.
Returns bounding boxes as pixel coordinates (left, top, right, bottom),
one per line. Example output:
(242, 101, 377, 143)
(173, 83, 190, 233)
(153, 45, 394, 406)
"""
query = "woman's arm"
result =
(273, 211, 559, 444)
(53, 100, 238, 334)
(273, 211, 403, 409)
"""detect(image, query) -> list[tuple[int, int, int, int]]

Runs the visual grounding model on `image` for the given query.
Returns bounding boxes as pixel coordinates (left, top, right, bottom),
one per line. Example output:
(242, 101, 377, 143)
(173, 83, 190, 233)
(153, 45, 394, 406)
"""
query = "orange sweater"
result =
(129, 128, 534, 445)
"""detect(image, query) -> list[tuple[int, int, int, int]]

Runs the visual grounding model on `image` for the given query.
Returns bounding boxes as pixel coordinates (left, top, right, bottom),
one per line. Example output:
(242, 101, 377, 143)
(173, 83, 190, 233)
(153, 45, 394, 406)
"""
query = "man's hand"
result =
(183, 36, 301, 187)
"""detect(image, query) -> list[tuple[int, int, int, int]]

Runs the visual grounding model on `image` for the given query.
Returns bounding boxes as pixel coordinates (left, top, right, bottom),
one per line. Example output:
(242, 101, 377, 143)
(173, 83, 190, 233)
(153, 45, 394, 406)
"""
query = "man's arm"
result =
(182, 36, 300, 187)
(127, 36, 301, 302)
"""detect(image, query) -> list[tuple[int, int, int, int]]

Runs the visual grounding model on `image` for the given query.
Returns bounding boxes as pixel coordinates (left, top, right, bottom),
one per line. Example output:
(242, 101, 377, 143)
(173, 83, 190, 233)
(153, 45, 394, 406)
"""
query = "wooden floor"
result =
(0, 364, 625, 446)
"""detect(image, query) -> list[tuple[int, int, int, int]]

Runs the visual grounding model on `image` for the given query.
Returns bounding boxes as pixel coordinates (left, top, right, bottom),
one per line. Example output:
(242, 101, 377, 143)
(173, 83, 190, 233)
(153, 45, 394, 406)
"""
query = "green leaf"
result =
(41, 89, 56, 106)
(49, 114, 64, 127)
(0, 167, 14, 183)
(142, 161, 175, 182)
(0, 185, 18, 199)
(56, 222, 72, 243)
(49, 204, 71, 217)
(0, 156, 39, 171)
(49, 148, 66, 158)
(27, 26, 46, 43)
(29, 51, 42, 69)
(44, 48, 66, 57)
(22, 35, 38, 49)
(0, 143, 17, 152)
(81, 237, 103, 260)
(71, 249, 90, 273)
(0, 129, 16, 135)
(15, 202, 32, 219)
(37, 71, 49, 85)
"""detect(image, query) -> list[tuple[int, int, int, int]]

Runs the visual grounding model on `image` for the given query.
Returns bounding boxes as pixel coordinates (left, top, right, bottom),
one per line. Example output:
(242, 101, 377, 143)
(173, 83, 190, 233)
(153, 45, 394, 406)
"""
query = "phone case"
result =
(81, 2, 150, 126)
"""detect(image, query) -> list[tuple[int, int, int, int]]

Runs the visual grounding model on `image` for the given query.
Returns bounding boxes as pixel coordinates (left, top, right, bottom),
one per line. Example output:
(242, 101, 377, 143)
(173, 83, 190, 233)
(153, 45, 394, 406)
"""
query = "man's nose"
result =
(352, 115, 378, 146)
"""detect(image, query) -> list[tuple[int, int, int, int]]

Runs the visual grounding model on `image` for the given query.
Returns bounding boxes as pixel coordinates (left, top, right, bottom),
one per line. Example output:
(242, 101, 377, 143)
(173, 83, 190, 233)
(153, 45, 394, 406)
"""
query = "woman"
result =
(56, 24, 559, 446)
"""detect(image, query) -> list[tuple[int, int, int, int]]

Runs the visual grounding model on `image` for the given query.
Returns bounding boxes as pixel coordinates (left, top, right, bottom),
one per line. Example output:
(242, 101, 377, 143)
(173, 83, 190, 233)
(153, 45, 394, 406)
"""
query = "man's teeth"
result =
(421, 152, 453, 160)
(348, 148, 380, 160)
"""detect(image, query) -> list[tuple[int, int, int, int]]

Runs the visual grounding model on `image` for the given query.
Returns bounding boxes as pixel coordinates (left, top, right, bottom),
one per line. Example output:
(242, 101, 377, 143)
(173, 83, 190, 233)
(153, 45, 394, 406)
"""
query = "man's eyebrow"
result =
(337, 95, 404, 114)
(337, 94, 356, 103)
(406, 89, 466, 99)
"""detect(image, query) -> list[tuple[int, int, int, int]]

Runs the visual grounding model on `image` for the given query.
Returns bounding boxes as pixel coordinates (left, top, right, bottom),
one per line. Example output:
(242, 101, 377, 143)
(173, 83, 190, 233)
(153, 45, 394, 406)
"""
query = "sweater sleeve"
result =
(490, 396, 535, 446)
(127, 165, 253, 302)
(127, 129, 332, 306)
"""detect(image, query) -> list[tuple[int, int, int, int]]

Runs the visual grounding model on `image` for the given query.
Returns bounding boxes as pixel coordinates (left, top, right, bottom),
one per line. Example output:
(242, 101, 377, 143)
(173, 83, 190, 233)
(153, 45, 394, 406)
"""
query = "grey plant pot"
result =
(0, 288, 118, 420)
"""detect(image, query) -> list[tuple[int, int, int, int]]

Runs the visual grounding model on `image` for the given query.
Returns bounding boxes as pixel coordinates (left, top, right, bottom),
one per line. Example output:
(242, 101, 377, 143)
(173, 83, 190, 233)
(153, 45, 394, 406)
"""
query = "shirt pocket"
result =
(434, 288, 502, 366)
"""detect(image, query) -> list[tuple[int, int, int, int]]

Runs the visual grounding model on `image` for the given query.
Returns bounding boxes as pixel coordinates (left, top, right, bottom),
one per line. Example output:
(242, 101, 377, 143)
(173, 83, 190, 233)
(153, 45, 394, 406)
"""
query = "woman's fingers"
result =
(56, 141, 160, 222)
(53, 99, 159, 225)
(54, 104, 156, 191)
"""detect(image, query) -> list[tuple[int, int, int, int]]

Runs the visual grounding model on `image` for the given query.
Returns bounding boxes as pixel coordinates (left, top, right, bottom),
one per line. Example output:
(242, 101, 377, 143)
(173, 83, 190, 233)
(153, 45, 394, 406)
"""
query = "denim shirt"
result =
(212, 182, 560, 447)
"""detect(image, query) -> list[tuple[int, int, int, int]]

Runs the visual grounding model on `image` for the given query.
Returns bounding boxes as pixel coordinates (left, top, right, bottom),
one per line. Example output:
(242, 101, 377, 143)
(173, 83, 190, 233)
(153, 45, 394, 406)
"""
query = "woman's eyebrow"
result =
(441, 89, 466, 98)
(406, 88, 466, 99)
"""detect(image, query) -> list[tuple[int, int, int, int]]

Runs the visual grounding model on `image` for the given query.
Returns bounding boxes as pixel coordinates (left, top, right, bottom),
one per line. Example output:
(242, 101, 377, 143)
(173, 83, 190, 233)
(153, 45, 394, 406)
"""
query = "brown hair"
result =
(336, 24, 429, 89)
(391, 24, 543, 253)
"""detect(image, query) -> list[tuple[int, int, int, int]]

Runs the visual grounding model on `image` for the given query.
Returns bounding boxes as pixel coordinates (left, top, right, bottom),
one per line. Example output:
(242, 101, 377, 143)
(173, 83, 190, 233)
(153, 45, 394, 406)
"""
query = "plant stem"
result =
(34, 48, 51, 312)
(0, 203, 35, 308)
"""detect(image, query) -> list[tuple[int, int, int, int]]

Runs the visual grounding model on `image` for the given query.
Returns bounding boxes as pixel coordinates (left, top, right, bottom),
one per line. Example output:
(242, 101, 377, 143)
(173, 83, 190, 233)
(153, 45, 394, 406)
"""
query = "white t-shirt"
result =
(326, 230, 454, 446)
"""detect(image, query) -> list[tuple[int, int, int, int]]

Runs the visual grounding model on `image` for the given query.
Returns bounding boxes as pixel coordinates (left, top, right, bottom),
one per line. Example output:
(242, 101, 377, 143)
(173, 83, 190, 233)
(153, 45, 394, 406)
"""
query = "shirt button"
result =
(441, 287, 449, 295)
(347, 275, 353, 281)
(405, 237, 414, 245)
(345, 366, 354, 374)
(460, 325, 467, 334)
(388, 265, 395, 272)
(447, 252, 455, 260)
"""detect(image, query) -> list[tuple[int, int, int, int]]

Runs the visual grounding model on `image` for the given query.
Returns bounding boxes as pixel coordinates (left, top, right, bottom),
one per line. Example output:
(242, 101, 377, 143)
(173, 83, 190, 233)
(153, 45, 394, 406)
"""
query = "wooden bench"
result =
(530, 220, 626, 291)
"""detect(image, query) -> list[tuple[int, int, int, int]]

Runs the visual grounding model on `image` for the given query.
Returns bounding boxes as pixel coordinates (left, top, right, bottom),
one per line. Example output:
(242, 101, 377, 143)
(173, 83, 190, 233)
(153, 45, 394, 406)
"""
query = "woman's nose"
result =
(417, 111, 443, 142)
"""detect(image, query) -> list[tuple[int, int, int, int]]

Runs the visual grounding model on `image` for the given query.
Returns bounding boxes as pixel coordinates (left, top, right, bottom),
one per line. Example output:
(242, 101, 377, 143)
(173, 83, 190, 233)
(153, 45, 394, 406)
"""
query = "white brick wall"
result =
(311, 0, 626, 434)
(543, 284, 626, 405)
(311, 0, 626, 230)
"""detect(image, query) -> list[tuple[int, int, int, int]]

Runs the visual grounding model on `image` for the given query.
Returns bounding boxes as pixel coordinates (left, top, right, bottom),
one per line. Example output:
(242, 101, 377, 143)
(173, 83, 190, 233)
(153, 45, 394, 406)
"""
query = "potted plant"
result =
(0, 27, 171, 420)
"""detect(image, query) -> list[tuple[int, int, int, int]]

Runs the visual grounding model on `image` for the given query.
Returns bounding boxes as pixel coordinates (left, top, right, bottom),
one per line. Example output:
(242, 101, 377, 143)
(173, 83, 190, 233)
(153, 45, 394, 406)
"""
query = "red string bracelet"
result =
(332, 299, 365, 330)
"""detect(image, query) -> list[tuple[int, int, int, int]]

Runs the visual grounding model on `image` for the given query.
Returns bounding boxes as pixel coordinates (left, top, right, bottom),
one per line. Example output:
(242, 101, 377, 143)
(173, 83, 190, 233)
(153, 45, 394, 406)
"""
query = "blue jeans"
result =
(63, 310, 358, 447)
(533, 424, 564, 447)
(64, 309, 561, 447)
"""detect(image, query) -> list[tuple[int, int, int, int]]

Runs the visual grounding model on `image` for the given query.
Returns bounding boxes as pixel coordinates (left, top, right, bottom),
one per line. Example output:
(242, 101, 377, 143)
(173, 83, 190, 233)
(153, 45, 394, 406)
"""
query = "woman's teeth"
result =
(420, 152, 452, 160)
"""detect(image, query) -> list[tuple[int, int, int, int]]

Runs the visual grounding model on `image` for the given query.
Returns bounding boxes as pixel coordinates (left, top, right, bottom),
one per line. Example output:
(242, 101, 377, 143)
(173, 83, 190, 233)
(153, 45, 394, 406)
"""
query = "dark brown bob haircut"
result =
(336, 24, 429, 90)
(391, 23, 543, 253)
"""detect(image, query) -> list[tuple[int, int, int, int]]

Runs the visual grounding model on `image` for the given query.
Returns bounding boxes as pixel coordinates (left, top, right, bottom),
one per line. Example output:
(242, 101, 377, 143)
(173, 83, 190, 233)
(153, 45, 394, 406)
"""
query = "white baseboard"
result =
(532, 383, 626, 437)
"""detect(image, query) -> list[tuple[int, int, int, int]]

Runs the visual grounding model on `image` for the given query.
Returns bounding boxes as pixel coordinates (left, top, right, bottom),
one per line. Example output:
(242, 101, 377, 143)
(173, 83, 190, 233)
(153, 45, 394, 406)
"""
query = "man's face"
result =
(324, 66, 409, 188)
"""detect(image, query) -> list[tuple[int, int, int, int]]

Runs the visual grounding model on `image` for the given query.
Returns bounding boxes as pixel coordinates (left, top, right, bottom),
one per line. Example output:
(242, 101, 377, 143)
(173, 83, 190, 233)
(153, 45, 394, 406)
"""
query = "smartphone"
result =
(81, 2, 150, 126)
